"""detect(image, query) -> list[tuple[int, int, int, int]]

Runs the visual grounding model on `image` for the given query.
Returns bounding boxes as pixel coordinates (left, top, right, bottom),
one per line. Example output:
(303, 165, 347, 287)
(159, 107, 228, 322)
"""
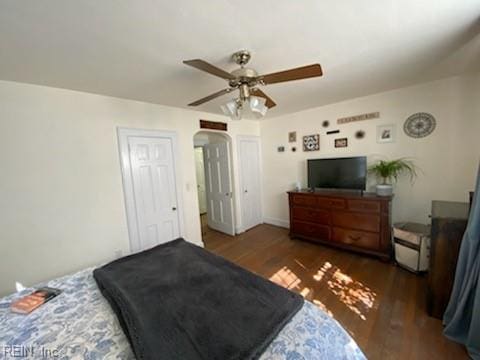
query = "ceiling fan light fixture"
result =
(221, 99, 243, 120)
(249, 96, 268, 118)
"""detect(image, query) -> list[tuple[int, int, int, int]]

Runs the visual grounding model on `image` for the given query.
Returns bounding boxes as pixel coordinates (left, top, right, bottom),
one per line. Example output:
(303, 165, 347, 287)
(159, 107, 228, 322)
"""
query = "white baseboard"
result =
(263, 217, 290, 229)
(235, 226, 245, 235)
(190, 240, 205, 248)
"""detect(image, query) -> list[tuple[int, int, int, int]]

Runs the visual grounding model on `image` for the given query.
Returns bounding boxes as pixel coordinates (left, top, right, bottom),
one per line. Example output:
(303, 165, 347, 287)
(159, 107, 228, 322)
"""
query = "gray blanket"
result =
(93, 238, 303, 360)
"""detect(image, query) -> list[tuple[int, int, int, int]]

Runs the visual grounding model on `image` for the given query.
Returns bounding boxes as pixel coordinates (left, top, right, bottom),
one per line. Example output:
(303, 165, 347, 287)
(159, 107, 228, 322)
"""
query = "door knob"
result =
(244, 190, 248, 193)
(172, 207, 177, 211)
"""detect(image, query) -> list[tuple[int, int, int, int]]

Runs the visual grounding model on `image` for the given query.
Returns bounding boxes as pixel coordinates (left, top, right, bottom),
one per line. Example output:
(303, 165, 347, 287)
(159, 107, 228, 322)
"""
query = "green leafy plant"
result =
(368, 158, 417, 185)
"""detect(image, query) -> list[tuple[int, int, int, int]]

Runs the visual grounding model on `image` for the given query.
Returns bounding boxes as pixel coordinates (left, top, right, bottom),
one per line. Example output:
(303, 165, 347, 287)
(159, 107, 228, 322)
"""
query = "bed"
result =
(1, 263, 366, 359)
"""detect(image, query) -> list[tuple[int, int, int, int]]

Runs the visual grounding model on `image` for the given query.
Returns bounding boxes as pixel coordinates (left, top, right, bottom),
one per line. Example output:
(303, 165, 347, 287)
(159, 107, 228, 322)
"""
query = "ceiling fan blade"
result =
(183, 59, 235, 80)
(188, 88, 233, 106)
(251, 88, 276, 108)
(259, 64, 323, 85)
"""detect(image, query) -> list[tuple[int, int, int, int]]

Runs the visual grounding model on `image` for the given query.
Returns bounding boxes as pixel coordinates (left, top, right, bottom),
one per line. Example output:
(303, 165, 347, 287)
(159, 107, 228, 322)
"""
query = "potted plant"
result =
(368, 158, 417, 196)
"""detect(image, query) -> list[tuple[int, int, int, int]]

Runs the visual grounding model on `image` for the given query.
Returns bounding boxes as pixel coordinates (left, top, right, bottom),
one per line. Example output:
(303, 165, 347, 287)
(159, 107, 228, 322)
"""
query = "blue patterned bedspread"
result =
(0, 269, 365, 359)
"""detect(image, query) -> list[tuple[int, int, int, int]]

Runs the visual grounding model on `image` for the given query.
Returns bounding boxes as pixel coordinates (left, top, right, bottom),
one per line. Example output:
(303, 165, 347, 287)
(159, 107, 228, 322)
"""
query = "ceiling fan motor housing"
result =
(229, 67, 259, 88)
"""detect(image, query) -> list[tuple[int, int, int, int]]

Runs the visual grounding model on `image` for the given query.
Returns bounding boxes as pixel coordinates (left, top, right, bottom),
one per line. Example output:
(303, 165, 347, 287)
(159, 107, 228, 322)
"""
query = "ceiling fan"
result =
(183, 50, 323, 119)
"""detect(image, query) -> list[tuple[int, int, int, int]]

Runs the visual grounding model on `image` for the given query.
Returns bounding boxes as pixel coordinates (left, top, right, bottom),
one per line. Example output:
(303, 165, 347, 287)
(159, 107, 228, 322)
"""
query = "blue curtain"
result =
(443, 165, 480, 359)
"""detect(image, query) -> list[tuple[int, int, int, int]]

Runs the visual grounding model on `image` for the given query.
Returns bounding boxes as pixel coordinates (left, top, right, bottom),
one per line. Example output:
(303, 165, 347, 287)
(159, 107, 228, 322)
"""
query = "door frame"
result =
(237, 135, 264, 233)
(193, 131, 237, 236)
(194, 146, 207, 215)
(117, 127, 185, 253)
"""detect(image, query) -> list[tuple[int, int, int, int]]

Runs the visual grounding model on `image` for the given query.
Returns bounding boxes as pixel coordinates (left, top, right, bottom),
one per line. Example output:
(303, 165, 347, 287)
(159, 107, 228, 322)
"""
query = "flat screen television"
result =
(307, 156, 367, 191)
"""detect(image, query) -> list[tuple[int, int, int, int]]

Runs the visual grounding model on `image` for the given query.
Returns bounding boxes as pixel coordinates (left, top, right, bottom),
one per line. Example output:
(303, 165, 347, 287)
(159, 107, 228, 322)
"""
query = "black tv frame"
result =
(307, 156, 367, 194)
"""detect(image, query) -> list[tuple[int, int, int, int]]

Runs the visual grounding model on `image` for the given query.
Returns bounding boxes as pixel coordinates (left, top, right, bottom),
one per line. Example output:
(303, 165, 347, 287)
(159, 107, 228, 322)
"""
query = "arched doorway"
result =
(193, 131, 235, 240)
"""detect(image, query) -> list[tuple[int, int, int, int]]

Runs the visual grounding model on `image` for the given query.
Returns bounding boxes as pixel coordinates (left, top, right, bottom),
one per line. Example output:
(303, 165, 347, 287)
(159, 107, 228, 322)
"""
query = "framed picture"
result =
(377, 124, 396, 143)
(303, 134, 320, 151)
(334, 138, 348, 148)
(288, 131, 297, 143)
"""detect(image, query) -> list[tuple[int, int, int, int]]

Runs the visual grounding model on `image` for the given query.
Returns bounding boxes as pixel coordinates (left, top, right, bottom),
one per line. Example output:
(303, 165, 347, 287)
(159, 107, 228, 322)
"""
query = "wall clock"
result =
(404, 112, 436, 138)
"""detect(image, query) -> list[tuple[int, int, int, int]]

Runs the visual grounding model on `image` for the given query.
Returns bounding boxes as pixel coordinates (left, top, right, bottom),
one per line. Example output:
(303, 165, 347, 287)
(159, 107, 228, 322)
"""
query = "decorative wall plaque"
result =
(403, 112, 436, 138)
(199, 119, 227, 131)
(326, 130, 340, 135)
(337, 112, 380, 124)
(303, 134, 320, 151)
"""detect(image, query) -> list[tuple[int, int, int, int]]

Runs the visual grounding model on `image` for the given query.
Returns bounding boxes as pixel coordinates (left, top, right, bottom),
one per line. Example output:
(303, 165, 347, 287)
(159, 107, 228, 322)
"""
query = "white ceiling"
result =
(0, 0, 479, 118)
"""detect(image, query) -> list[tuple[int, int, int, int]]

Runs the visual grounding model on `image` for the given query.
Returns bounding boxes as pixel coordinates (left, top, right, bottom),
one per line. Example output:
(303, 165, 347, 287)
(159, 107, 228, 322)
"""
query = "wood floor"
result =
(201, 216, 467, 360)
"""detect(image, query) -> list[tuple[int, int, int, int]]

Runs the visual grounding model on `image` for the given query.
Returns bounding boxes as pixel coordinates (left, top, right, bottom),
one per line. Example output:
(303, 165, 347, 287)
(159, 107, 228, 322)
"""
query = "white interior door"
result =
(239, 137, 263, 231)
(203, 142, 235, 235)
(194, 147, 207, 214)
(128, 136, 180, 250)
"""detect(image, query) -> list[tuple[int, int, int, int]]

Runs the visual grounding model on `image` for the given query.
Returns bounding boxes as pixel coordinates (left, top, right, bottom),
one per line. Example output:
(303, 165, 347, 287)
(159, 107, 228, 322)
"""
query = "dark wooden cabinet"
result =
(427, 201, 469, 319)
(288, 190, 392, 260)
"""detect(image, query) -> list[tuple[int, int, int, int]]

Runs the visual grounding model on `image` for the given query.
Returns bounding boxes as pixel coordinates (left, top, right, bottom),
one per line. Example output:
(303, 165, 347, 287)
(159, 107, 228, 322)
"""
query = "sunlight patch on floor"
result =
(313, 261, 332, 282)
(269, 266, 301, 289)
(314, 262, 376, 321)
(300, 287, 310, 297)
(268, 262, 376, 321)
(294, 259, 307, 269)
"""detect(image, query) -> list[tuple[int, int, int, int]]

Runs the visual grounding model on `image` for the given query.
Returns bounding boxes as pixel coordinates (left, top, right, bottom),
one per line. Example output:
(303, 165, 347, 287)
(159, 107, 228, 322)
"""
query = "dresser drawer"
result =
(332, 212, 380, 232)
(317, 197, 346, 210)
(332, 227, 379, 250)
(292, 207, 330, 225)
(291, 221, 330, 241)
(348, 199, 380, 213)
(291, 194, 317, 207)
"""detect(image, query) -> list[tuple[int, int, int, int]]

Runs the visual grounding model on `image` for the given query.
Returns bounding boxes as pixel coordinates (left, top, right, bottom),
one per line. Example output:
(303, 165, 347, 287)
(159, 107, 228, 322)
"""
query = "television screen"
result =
(307, 156, 367, 190)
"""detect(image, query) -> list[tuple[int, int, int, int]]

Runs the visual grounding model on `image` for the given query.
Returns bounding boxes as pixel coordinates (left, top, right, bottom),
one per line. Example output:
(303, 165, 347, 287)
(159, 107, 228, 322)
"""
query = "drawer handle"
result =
(348, 235, 361, 242)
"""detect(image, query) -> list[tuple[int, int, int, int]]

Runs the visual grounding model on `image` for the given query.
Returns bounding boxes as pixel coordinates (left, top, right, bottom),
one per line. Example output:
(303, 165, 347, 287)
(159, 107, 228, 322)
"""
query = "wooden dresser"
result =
(288, 190, 392, 260)
(427, 200, 469, 319)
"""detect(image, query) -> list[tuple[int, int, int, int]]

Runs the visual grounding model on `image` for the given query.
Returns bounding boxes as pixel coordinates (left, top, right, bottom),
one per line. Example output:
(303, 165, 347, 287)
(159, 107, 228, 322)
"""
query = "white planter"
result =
(376, 184, 393, 196)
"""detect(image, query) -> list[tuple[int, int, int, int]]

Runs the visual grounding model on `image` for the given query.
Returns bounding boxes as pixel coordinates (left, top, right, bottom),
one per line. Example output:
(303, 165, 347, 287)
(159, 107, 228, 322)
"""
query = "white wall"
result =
(0, 80, 259, 296)
(1, 73, 478, 296)
(261, 73, 480, 228)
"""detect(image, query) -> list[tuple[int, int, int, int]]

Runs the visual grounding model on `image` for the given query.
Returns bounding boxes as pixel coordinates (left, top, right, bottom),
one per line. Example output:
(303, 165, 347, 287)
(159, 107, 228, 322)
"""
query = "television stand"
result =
(288, 190, 392, 260)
